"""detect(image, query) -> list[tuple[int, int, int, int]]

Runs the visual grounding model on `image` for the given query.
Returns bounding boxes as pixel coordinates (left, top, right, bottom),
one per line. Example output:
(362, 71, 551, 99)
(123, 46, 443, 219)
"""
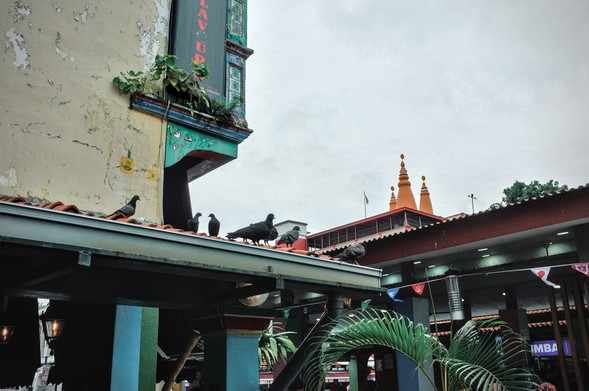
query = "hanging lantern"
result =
(0, 325, 15, 344)
(44, 319, 66, 340)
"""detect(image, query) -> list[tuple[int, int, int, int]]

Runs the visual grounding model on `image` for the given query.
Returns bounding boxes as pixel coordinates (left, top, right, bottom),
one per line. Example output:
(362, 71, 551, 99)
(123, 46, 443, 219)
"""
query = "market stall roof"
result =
(0, 198, 383, 309)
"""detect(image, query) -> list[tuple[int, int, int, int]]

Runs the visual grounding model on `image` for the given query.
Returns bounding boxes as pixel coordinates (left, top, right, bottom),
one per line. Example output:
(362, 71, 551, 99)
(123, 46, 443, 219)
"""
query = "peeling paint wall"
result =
(0, 0, 172, 223)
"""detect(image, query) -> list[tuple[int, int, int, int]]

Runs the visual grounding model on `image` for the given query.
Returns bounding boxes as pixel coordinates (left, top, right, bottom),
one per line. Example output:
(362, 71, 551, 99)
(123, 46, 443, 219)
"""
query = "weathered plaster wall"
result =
(0, 0, 171, 223)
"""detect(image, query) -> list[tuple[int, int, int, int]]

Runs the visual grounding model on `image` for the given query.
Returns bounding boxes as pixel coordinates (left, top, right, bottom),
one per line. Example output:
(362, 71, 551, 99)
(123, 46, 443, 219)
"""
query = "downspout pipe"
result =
(269, 294, 344, 391)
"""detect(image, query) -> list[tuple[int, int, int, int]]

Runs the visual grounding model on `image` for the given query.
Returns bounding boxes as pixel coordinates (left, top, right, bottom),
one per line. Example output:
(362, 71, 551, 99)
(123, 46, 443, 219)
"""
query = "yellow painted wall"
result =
(0, 0, 171, 223)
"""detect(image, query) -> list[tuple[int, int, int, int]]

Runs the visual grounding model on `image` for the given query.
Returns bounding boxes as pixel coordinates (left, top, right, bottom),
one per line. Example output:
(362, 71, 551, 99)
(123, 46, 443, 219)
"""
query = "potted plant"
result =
(112, 54, 244, 128)
(259, 322, 297, 371)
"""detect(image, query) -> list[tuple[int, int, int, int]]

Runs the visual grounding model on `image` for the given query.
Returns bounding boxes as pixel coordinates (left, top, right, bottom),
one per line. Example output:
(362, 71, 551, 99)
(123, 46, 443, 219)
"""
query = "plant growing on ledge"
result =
(112, 54, 242, 127)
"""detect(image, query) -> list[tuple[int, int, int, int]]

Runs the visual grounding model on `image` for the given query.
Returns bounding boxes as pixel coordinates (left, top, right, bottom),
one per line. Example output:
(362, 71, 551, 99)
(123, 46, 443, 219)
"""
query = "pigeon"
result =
(226, 213, 275, 245)
(187, 212, 202, 232)
(276, 226, 300, 247)
(335, 243, 366, 264)
(208, 213, 220, 236)
(263, 227, 279, 246)
(113, 195, 140, 217)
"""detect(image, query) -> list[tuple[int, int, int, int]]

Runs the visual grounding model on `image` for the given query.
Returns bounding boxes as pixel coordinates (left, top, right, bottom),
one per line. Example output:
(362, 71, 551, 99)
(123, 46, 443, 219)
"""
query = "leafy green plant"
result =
(490, 179, 568, 208)
(112, 55, 244, 127)
(302, 307, 538, 391)
(259, 322, 297, 371)
(112, 54, 209, 96)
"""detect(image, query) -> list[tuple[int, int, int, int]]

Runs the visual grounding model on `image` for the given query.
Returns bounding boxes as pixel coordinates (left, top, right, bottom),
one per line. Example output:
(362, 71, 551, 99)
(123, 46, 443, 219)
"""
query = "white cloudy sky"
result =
(189, 1, 589, 237)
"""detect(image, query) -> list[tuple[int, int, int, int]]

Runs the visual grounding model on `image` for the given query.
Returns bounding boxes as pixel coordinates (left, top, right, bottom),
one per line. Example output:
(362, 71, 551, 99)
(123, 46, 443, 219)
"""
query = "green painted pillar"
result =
(348, 354, 359, 391)
(204, 333, 260, 390)
(193, 306, 274, 391)
(110, 305, 159, 391)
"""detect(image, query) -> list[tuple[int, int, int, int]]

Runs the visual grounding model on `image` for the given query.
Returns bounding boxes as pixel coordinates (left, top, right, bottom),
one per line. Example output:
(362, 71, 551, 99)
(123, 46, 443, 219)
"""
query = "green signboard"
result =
(165, 122, 238, 168)
(171, 0, 227, 99)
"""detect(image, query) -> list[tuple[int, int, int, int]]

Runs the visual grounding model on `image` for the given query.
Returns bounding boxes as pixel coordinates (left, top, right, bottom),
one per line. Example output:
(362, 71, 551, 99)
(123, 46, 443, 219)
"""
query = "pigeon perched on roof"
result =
(276, 226, 300, 247)
(208, 213, 220, 237)
(226, 213, 275, 245)
(187, 212, 202, 232)
(264, 227, 279, 246)
(335, 243, 366, 264)
(113, 195, 140, 217)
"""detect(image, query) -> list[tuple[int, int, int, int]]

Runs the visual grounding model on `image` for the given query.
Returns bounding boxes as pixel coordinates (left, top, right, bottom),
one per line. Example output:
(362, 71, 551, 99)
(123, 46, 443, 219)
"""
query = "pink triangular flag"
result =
(531, 267, 559, 287)
(571, 263, 589, 277)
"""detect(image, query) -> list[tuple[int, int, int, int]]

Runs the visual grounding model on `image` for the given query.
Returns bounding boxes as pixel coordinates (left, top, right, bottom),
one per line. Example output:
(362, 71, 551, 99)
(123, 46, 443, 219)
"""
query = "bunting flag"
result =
(281, 308, 291, 322)
(531, 267, 559, 288)
(386, 288, 403, 302)
(412, 283, 426, 295)
(571, 263, 589, 277)
(361, 299, 372, 310)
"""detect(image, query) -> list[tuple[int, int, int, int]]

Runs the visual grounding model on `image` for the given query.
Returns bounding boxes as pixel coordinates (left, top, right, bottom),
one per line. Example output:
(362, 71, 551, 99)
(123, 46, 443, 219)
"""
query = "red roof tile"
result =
(0, 195, 339, 262)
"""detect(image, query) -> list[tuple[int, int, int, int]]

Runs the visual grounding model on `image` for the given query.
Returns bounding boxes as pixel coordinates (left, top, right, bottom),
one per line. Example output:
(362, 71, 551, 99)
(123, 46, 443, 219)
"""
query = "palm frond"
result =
(439, 318, 539, 391)
(302, 310, 538, 391)
(302, 308, 441, 391)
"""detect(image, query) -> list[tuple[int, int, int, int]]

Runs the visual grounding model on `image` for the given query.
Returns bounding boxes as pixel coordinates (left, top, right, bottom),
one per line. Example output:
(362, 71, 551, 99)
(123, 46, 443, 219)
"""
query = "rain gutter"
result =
(0, 202, 382, 292)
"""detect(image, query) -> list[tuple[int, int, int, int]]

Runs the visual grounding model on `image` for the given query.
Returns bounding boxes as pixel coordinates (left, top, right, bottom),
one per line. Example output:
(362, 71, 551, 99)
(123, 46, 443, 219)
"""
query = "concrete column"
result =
(348, 354, 359, 391)
(193, 307, 274, 391)
(393, 298, 434, 391)
(504, 284, 518, 310)
(574, 223, 589, 263)
(204, 333, 260, 391)
(110, 305, 159, 391)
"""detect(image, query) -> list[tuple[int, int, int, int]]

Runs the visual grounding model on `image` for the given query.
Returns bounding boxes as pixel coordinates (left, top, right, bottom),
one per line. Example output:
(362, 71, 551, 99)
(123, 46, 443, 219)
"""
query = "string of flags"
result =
(384, 262, 589, 303)
(275, 262, 589, 312)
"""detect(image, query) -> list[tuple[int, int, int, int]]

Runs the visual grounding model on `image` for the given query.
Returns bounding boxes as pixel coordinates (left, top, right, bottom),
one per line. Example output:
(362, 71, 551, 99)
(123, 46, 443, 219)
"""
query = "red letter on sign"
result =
(195, 42, 207, 53)
(197, 9, 208, 20)
(198, 19, 208, 30)
(194, 54, 206, 63)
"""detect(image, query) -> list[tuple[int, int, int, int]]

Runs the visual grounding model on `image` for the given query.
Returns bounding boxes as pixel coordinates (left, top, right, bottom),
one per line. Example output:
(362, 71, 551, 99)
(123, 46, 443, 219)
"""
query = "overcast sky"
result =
(189, 1, 589, 237)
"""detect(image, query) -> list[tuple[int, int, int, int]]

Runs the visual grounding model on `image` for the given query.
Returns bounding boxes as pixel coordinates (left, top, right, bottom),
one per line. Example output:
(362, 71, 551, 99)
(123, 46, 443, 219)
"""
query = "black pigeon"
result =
(187, 212, 202, 232)
(335, 243, 366, 264)
(226, 213, 275, 245)
(264, 227, 279, 246)
(277, 226, 300, 247)
(208, 213, 220, 236)
(113, 195, 140, 217)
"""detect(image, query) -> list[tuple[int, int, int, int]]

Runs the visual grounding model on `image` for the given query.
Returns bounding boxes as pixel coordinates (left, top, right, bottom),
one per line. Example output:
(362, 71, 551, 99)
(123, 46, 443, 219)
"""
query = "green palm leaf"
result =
(303, 308, 439, 391)
(302, 308, 538, 391)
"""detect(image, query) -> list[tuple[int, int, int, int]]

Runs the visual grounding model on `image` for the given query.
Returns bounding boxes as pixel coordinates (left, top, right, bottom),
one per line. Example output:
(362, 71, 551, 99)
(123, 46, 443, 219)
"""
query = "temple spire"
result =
(396, 154, 417, 210)
(389, 185, 397, 211)
(419, 175, 434, 214)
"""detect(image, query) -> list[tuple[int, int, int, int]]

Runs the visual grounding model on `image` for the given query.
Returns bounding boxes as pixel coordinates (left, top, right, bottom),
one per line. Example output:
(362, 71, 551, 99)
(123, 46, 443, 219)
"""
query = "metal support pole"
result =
(269, 293, 343, 391)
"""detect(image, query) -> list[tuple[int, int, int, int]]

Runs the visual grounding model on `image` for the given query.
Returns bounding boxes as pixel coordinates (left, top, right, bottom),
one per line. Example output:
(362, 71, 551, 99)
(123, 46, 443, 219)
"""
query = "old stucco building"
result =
(1, 0, 252, 226)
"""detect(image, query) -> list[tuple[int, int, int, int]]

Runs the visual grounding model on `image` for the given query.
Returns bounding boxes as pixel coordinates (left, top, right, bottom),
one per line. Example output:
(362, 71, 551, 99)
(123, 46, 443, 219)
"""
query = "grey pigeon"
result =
(264, 227, 279, 246)
(335, 243, 366, 264)
(114, 195, 140, 217)
(187, 212, 202, 232)
(277, 226, 300, 247)
(226, 213, 275, 245)
(208, 213, 220, 236)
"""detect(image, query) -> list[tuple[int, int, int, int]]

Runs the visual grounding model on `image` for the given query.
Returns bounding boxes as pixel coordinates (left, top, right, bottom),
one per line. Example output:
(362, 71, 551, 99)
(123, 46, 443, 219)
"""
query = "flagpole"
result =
(363, 191, 367, 218)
